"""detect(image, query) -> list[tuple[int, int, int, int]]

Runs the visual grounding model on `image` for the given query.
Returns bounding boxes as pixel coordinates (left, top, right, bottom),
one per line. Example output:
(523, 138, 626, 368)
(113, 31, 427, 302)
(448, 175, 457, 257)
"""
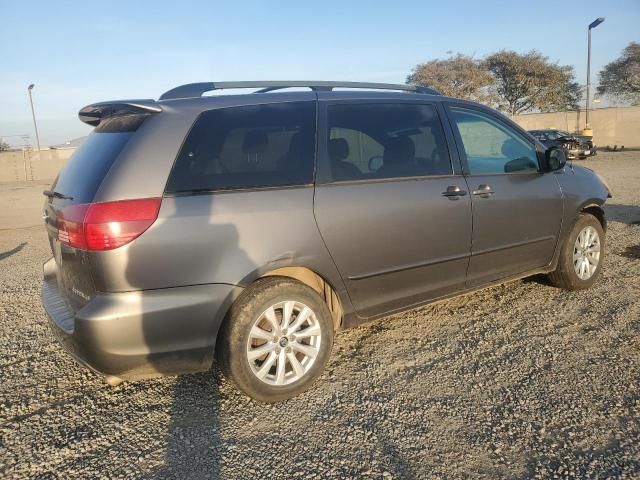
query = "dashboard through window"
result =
(449, 107, 539, 175)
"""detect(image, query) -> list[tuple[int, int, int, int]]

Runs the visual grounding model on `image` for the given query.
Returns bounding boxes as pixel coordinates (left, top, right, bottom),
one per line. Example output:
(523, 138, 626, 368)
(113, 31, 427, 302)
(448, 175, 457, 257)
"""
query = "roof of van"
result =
(78, 81, 456, 126)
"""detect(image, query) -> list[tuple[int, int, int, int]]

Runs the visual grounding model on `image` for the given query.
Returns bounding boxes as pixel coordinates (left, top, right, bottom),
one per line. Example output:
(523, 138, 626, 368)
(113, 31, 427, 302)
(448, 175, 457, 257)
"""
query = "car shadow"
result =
(524, 203, 639, 286)
(124, 193, 254, 479)
(603, 204, 640, 225)
(147, 369, 225, 479)
(523, 274, 552, 287)
(0, 242, 27, 261)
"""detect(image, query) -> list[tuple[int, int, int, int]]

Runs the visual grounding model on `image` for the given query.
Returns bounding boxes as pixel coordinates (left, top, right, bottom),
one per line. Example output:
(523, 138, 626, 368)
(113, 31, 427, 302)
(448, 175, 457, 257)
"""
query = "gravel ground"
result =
(1, 152, 639, 479)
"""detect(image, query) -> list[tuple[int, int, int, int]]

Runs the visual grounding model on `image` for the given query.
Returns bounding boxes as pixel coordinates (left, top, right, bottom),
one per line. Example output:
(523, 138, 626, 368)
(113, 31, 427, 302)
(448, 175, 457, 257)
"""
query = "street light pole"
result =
(585, 17, 605, 130)
(27, 84, 42, 152)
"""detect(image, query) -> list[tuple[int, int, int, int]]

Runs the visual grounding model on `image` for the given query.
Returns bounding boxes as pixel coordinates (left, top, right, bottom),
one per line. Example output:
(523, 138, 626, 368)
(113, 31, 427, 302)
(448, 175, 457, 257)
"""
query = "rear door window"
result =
(166, 102, 316, 193)
(320, 103, 452, 182)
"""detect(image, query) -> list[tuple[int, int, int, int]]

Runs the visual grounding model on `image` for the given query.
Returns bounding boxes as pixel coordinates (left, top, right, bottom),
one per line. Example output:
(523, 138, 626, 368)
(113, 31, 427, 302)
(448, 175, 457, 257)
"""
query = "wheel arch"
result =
(259, 267, 344, 331)
(580, 202, 607, 231)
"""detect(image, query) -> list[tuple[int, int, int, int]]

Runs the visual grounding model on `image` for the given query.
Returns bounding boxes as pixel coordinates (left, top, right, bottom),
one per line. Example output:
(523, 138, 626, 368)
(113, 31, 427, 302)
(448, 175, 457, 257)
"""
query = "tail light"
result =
(57, 198, 161, 251)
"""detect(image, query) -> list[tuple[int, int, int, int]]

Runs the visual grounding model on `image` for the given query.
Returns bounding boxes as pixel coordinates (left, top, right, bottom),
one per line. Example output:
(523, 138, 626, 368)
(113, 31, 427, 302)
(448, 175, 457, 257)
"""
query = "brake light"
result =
(57, 198, 161, 251)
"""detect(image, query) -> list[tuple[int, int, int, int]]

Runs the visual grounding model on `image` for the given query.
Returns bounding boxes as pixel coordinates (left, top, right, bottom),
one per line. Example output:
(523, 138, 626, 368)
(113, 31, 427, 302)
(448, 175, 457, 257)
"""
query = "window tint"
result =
(52, 115, 148, 204)
(544, 131, 564, 140)
(166, 102, 315, 193)
(323, 103, 451, 182)
(449, 107, 538, 175)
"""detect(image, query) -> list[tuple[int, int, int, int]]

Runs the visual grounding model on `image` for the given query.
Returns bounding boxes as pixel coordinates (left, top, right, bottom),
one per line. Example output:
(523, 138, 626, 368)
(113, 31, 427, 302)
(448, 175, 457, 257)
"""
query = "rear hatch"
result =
(44, 114, 148, 310)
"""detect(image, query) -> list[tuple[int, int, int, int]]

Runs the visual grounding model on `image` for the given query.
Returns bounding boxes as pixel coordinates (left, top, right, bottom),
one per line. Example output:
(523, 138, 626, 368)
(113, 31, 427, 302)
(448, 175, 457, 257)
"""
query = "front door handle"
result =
(472, 184, 494, 198)
(442, 185, 468, 198)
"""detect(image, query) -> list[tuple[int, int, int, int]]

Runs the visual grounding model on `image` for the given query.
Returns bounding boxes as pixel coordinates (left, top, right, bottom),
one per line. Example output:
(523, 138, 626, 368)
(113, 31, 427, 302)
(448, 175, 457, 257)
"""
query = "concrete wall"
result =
(513, 106, 640, 149)
(0, 148, 74, 182)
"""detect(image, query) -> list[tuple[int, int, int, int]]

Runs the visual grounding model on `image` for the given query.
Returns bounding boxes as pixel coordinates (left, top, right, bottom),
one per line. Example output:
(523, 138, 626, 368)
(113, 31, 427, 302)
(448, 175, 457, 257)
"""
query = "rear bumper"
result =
(42, 257, 242, 381)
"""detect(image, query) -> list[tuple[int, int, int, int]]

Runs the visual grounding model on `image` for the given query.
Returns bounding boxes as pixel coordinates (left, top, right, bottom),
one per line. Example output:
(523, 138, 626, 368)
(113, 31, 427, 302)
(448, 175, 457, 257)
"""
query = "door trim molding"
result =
(347, 252, 471, 281)
(472, 235, 556, 257)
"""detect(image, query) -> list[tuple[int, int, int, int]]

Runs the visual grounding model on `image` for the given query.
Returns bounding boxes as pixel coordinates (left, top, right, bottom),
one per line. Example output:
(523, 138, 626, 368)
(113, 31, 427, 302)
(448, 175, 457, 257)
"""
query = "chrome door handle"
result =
(472, 184, 494, 197)
(442, 185, 468, 198)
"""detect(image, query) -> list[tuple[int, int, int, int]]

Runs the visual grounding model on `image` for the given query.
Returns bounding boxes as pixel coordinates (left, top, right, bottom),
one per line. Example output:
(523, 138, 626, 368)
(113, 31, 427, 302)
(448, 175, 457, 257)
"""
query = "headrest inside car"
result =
(384, 136, 415, 165)
(242, 130, 269, 155)
(328, 138, 349, 162)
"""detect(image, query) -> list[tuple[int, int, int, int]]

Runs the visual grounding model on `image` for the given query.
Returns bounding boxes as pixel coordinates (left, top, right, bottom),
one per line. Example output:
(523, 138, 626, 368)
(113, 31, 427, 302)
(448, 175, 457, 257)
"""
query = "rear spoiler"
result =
(78, 100, 162, 127)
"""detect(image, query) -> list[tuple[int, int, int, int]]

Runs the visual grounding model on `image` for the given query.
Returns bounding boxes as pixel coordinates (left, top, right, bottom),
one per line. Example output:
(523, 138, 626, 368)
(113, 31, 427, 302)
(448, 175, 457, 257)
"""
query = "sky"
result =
(1, 0, 639, 147)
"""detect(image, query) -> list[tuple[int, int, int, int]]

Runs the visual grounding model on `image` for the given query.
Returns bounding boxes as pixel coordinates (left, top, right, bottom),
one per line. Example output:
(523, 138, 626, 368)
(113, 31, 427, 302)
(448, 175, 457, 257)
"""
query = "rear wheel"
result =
(217, 277, 334, 402)
(548, 213, 604, 290)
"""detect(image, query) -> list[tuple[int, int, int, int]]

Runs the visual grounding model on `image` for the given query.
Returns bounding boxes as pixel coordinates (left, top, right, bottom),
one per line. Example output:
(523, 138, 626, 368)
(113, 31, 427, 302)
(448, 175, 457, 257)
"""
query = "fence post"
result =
(23, 150, 28, 181)
(28, 149, 34, 181)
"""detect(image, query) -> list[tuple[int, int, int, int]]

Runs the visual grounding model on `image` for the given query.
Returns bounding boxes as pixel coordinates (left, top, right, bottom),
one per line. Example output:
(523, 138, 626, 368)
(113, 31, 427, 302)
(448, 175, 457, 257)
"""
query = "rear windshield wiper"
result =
(43, 190, 74, 200)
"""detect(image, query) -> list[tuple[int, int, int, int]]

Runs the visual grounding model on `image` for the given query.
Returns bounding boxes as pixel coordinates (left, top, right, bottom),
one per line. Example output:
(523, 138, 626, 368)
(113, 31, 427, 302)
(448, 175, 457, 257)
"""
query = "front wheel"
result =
(217, 277, 334, 402)
(548, 213, 605, 290)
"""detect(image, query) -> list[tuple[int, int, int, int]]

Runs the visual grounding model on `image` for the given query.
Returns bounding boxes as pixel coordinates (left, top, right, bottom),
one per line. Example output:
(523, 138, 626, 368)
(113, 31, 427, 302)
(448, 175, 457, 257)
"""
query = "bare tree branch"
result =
(597, 42, 640, 105)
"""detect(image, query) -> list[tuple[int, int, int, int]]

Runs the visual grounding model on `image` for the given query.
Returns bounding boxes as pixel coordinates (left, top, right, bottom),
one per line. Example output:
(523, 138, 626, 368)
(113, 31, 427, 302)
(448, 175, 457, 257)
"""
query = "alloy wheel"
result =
(573, 225, 601, 280)
(246, 301, 322, 386)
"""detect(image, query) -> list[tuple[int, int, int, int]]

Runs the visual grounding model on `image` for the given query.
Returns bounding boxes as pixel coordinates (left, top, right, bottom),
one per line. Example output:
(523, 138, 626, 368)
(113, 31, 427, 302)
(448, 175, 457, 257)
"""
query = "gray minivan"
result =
(42, 81, 610, 402)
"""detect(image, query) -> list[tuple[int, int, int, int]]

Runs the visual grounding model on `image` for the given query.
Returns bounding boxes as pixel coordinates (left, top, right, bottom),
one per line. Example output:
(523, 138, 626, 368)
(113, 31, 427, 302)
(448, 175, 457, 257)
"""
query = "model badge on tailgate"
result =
(72, 287, 90, 301)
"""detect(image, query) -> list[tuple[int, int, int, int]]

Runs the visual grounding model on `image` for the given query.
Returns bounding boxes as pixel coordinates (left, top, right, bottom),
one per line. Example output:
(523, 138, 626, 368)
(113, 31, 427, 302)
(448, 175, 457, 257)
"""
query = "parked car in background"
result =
(42, 81, 611, 402)
(529, 129, 596, 159)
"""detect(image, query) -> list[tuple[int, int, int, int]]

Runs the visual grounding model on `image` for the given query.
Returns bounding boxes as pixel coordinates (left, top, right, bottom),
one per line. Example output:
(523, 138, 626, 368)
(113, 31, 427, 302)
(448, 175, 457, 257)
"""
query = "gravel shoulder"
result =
(1, 152, 639, 479)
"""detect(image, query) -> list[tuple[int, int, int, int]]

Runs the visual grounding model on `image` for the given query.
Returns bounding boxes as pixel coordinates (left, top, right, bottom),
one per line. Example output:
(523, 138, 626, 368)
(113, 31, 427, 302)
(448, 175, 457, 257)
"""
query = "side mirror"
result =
(546, 147, 566, 171)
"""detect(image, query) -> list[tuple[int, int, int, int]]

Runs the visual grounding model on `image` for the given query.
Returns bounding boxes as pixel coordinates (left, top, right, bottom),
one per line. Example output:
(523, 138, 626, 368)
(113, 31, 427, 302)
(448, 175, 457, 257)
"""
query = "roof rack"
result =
(159, 81, 441, 100)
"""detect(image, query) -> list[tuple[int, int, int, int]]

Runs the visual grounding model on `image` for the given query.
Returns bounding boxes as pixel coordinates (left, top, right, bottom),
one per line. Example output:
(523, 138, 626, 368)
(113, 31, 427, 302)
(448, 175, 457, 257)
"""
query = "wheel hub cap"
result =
(573, 225, 601, 281)
(246, 300, 322, 386)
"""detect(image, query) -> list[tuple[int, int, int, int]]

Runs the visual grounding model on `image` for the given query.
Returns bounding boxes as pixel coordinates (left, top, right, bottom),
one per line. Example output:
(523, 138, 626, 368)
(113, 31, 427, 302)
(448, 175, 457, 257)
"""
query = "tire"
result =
(548, 213, 605, 290)
(217, 276, 334, 402)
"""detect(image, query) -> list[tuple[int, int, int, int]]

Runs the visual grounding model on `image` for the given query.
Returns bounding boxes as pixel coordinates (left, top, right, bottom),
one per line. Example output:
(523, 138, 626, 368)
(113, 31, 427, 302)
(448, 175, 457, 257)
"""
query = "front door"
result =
(313, 100, 472, 318)
(446, 105, 564, 287)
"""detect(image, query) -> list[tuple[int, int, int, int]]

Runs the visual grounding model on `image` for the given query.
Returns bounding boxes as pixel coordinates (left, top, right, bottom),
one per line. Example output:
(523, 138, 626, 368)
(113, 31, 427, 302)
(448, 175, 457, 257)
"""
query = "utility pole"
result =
(27, 84, 42, 152)
(585, 17, 605, 131)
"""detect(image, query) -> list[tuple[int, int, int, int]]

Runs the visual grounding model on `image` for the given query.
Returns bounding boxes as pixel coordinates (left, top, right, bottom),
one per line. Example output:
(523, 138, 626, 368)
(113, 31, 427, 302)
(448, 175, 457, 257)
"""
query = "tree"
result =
(407, 53, 495, 103)
(485, 50, 581, 116)
(0, 141, 11, 152)
(597, 42, 640, 105)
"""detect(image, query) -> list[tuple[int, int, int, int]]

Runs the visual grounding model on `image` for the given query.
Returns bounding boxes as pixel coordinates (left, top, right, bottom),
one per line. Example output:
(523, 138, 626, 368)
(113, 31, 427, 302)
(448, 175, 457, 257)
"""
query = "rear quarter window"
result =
(165, 102, 316, 193)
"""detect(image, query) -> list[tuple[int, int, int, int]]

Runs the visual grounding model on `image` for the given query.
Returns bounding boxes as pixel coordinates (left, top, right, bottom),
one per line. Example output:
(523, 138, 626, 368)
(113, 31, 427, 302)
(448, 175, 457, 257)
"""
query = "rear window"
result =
(165, 102, 316, 193)
(52, 115, 145, 204)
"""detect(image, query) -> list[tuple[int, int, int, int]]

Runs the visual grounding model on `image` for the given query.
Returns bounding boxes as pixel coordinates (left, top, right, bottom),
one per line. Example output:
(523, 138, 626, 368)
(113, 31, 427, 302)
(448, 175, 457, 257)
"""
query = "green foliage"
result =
(485, 50, 581, 116)
(407, 50, 581, 115)
(0, 141, 11, 152)
(597, 42, 640, 105)
(407, 54, 495, 103)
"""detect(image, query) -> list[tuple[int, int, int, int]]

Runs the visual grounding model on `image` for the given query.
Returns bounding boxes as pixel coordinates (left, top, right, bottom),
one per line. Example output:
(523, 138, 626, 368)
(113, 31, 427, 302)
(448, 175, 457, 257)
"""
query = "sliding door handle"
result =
(442, 185, 468, 198)
(472, 184, 494, 197)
